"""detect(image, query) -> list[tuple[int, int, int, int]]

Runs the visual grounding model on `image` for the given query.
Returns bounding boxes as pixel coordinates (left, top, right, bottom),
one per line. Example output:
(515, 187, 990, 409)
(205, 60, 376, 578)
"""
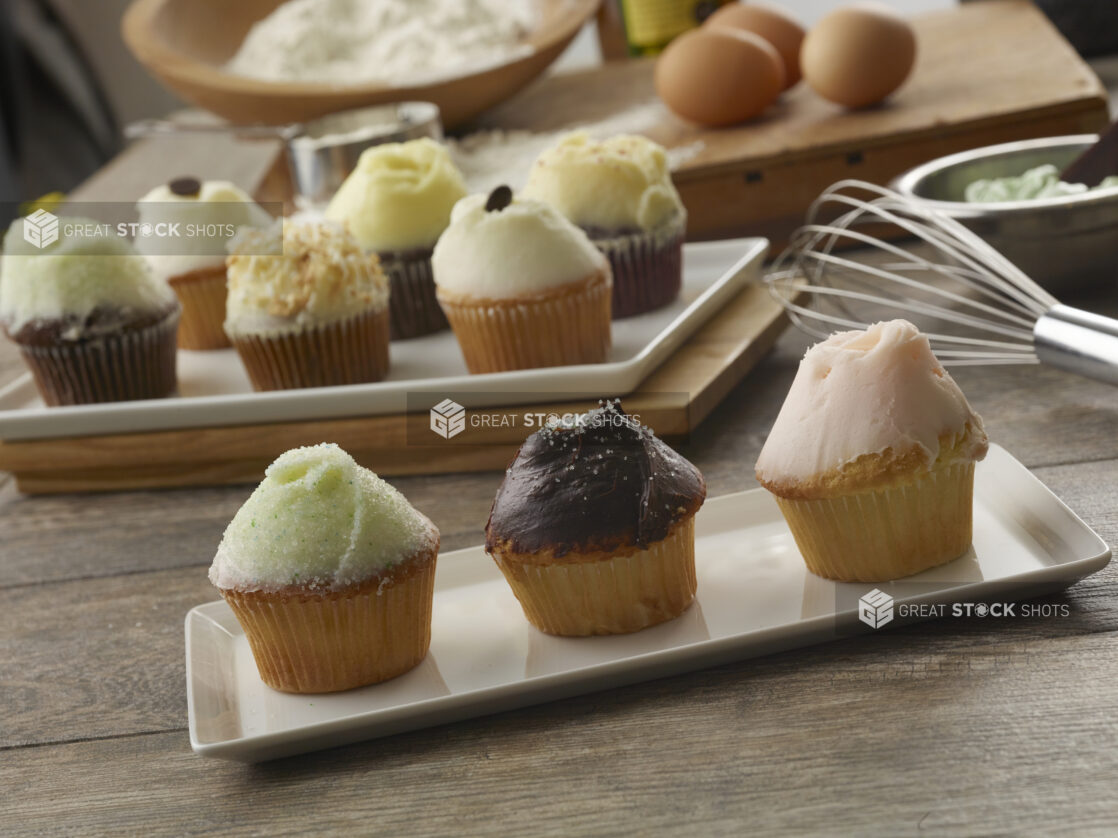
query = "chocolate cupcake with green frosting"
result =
(0, 216, 180, 405)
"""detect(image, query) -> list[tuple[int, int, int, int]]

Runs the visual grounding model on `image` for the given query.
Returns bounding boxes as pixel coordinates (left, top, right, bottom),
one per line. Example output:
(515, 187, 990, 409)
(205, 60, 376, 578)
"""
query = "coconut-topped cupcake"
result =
(225, 220, 390, 390)
(756, 320, 989, 582)
(0, 217, 179, 405)
(433, 187, 611, 373)
(210, 443, 440, 692)
(486, 400, 706, 635)
(521, 132, 686, 317)
(327, 139, 466, 339)
(136, 177, 272, 349)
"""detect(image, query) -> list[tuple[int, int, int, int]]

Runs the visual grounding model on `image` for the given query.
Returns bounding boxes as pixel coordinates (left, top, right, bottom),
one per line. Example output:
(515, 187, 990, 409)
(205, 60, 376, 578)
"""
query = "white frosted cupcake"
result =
(756, 320, 989, 582)
(0, 217, 180, 405)
(521, 132, 686, 318)
(224, 220, 390, 391)
(209, 444, 440, 693)
(326, 139, 466, 339)
(136, 178, 271, 349)
(432, 186, 612, 374)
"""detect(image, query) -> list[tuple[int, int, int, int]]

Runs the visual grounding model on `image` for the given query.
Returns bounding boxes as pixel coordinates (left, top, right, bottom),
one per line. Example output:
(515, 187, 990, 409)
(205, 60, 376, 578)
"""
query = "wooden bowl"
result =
(121, 0, 599, 128)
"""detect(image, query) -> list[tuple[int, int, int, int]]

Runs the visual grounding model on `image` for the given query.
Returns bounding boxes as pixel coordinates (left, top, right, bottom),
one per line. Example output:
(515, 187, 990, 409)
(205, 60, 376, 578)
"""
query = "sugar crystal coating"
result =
(209, 443, 438, 592)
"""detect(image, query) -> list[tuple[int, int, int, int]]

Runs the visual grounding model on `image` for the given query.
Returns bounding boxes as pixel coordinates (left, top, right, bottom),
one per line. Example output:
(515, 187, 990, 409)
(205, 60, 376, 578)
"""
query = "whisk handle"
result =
(1034, 305, 1118, 386)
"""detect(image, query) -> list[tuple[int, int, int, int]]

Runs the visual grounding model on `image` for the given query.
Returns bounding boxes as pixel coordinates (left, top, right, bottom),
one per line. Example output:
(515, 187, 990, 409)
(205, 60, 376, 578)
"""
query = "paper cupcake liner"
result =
(221, 552, 437, 694)
(491, 516, 697, 636)
(438, 272, 611, 374)
(168, 265, 230, 350)
(18, 309, 179, 406)
(378, 249, 448, 340)
(230, 306, 390, 391)
(773, 461, 976, 582)
(592, 214, 685, 319)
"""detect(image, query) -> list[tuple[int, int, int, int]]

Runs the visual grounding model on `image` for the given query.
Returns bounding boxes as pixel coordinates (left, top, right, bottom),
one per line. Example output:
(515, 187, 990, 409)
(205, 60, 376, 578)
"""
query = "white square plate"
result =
(0, 238, 768, 441)
(186, 445, 1110, 762)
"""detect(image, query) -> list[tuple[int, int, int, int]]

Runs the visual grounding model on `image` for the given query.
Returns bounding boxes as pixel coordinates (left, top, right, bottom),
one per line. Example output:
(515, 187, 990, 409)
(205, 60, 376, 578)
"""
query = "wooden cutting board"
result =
(474, 0, 1109, 243)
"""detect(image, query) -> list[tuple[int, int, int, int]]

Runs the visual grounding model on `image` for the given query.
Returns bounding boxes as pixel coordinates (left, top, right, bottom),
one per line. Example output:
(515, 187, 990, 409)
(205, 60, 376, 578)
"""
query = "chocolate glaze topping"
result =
(485, 401, 705, 557)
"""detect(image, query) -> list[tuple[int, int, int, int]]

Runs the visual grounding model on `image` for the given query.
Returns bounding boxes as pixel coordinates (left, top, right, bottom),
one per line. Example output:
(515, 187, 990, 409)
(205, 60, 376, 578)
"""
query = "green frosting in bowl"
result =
(965, 164, 1118, 203)
(209, 444, 438, 592)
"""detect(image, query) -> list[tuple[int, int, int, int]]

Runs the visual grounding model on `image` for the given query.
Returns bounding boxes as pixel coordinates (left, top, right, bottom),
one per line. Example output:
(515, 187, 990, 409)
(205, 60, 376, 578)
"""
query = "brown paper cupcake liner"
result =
(593, 214, 685, 319)
(491, 516, 697, 636)
(221, 552, 437, 694)
(229, 306, 390, 391)
(437, 270, 611, 374)
(168, 264, 230, 350)
(773, 461, 976, 582)
(18, 309, 179, 406)
(377, 249, 448, 340)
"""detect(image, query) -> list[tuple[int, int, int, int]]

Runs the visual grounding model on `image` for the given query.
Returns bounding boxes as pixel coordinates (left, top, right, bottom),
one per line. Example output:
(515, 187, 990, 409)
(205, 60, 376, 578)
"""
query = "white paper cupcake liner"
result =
(773, 461, 977, 582)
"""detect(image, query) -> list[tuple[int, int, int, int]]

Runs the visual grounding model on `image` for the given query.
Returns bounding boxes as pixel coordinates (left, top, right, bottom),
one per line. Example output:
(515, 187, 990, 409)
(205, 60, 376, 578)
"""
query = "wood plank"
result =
(2, 562, 1118, 835)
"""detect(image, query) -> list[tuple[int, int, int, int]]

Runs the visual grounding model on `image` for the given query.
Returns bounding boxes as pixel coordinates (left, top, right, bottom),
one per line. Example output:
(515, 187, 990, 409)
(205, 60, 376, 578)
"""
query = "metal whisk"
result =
(765, 180, 1118, 385)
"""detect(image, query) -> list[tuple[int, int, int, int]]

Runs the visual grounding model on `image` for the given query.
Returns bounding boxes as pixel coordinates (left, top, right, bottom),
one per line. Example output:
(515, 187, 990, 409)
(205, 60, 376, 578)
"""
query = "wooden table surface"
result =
(4, 69, 1118, 838)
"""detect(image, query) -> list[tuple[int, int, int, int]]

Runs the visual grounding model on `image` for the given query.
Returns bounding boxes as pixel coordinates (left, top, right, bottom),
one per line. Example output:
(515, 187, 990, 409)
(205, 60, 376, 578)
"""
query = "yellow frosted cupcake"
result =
(521, 132, 686, 318)
(433, 187, 611, 374)
(326, 138, 466, 339)
(756, 320, 989, 582)
(225, 220, 390, 390)
(135, 177, 272, 349)
(486, 401, 705, 636)
(208, 444, 440, 693)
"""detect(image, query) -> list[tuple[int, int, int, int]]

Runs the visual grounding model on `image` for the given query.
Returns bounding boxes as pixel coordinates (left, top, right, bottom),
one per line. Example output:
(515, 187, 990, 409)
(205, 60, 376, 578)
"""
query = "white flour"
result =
(226, 0, 538, 86)
(449, 102, 706, 193)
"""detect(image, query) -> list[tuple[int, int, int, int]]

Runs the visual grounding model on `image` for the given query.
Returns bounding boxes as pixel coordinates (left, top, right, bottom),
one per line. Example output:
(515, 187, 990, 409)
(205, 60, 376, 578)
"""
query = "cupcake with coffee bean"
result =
(326, 138, 466, 339)
(433, 186, 612, 374)
(521, 132, 687, 318)
(0, 217, 180, 405)
(486, 401, 706, 636)
(135, 177, 272, 349)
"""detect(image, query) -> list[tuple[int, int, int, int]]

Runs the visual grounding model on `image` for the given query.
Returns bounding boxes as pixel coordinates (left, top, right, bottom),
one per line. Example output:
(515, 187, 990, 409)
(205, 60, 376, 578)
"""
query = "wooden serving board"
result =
(0, 282, 790, 494)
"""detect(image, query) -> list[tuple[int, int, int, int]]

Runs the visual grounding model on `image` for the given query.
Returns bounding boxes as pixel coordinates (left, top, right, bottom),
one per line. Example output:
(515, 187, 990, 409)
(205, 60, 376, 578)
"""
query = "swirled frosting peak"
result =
(209, 443, 439, 592)
(756, 320, 988, 494)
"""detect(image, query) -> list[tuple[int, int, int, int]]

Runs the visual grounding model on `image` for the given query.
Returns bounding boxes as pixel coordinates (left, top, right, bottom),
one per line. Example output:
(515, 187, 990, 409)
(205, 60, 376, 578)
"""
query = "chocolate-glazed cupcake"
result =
(0, 216, 180, 405)
(486, 401, 706, 636)
(326, 139, 466, 340)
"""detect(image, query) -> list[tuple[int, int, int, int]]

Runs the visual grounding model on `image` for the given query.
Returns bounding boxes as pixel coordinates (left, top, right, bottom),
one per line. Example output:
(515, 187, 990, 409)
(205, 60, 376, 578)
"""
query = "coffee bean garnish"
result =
(485, 185, 514, 213)
(169, 176, 202, 197)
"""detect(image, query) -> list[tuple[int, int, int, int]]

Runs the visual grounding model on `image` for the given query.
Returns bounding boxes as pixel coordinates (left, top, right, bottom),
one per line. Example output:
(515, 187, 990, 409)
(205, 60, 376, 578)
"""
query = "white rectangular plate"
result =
(186, 445, 1110, 762)
(0, 238, 768, 441)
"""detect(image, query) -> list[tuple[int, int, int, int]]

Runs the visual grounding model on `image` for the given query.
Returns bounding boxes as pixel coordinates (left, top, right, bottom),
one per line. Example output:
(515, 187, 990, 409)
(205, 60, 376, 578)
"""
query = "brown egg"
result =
(801, 2, 917, 109)
(655, 28, 785, 127)
(704, 2, 805, 90)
